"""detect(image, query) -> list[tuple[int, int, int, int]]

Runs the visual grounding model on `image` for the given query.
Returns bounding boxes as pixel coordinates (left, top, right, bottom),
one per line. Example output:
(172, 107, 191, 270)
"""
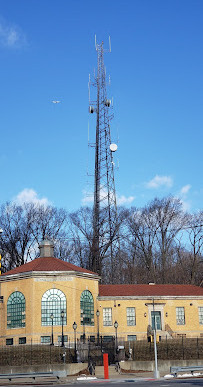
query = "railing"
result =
(126, 337, 203, 361)
(0, 336, 202, 366)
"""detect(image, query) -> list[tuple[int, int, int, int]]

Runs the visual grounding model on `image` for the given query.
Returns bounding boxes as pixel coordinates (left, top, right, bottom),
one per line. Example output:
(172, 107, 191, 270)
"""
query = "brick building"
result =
(0, 240, 202, 345)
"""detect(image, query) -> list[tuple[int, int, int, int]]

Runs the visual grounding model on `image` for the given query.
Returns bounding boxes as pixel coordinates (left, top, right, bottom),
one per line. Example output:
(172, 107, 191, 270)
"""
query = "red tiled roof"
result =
(3, 257, 96, 276)
(99, 284, 203, 297)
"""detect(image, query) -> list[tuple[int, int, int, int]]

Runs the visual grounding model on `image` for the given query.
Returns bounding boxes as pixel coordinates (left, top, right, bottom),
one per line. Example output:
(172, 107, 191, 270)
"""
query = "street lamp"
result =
(73, 321, 77, 362)
(152, 298, 159, 379)
(114, 320, 118, 351)
(96, 309, 100, 345)
(61, 310, 65, 347)
(50, 313, 54, 345)
(82, 314, 86, 343)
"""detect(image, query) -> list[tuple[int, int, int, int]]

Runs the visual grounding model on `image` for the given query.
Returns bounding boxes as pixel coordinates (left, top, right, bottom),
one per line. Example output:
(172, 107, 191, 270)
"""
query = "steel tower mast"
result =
(89, 38, 119, 279)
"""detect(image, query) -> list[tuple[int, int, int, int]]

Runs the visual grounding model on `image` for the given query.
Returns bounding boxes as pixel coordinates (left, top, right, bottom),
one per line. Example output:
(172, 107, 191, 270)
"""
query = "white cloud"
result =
(180, 199, 191, 212)
(14, 189, 50, 206)
(117, 195, 135, 205)
(82, 190, 134, 206)
(180, 184, 191, 195)
(146, 175, 173, 189)
(0, 20, 26, 48)
(82, 192, 94, 205)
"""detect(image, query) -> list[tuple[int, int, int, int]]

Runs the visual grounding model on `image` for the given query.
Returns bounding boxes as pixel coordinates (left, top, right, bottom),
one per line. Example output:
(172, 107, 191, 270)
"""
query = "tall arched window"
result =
(80, 290, 94, 326)
(7, 291, 26, 329)
(41, 289, 66, 326)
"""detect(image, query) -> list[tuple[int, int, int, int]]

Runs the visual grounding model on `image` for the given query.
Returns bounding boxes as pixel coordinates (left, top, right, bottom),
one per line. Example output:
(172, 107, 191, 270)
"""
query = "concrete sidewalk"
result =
(0, 369, 164, 385)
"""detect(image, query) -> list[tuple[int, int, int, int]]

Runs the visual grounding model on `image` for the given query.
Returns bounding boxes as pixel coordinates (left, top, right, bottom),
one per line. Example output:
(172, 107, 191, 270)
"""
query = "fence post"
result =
(166, 335, 168, 359)
(182, 336, 184, 360)
(31, 338, 32, 365)
(50, 341, 51, 364)
(197, 337, 199, 359)
(149, 339, 152, 360)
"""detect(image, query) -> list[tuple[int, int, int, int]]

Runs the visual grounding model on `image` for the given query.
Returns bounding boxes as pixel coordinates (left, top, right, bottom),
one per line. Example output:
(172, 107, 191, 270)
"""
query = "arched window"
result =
(80, 290, 94, 326)
(41, 289, 66, 326)
(7, 291, 26, 329)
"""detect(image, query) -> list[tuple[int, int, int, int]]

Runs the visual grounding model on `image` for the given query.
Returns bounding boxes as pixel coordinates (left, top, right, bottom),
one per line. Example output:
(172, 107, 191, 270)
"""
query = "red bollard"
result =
(103, 353, 109, 379)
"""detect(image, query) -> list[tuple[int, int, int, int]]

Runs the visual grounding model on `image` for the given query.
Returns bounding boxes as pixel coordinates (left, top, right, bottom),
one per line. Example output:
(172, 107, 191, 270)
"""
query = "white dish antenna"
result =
(110, 143, 118, 152)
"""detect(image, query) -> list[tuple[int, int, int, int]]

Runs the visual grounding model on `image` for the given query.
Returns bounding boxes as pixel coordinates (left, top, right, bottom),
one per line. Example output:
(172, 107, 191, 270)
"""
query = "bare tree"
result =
(185, 211, 203, 284)
(0, 202, 33, 270)
(125, 206, 159, 283)
(0, 202, 69, 271)
(151, 197, 187, 282)
(69, 206, 126, 281)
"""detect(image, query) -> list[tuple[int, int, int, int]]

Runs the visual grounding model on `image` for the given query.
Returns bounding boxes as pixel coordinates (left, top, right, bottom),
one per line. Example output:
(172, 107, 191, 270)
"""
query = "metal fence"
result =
(126, 337, 203, 361)
(0, 336, 202, 366)
(0, 339, 75, 366)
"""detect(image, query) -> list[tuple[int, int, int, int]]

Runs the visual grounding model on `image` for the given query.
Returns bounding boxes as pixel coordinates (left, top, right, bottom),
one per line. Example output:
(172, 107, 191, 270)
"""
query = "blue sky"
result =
(0, 0, 202, 213)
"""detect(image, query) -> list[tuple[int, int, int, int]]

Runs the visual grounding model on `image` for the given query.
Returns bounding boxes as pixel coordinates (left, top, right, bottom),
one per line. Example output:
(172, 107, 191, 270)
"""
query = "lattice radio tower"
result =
(88, 37, 119, 279)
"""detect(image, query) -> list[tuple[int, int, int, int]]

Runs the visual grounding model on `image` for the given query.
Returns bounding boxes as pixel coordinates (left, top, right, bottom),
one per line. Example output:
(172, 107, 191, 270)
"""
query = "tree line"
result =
(0, 196, 202, 286)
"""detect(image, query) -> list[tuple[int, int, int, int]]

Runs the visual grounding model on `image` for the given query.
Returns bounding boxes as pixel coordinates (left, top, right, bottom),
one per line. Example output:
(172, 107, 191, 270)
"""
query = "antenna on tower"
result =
(109, 36, 111, 52)
(95, 34, 97, 51)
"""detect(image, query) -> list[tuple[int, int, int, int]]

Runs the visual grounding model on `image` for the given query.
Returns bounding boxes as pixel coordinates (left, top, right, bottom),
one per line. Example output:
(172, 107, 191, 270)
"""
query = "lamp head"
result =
(114, 320, 118, 329)
(61, 310, 64, 318)
(73, 321, 77, 331)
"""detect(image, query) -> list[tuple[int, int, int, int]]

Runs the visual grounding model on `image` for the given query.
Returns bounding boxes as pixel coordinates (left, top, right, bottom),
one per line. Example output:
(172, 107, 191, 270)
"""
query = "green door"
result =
(151, 311, 161, 330)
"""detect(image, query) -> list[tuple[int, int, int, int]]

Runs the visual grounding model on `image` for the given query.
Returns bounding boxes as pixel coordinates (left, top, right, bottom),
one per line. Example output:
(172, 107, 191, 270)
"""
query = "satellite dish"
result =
(110, 143, 118, 152)
(89, 106, 94, 113)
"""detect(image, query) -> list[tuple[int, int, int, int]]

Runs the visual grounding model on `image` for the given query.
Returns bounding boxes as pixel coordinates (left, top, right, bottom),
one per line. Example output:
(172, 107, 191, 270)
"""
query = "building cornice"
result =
(0, 270, 100, 282)
(98, 295, 203, 300)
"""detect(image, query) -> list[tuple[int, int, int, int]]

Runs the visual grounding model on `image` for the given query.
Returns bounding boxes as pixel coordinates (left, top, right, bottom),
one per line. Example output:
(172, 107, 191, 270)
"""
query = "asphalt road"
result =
(57, 380, 202, 386)
(5, 378, 202, 387)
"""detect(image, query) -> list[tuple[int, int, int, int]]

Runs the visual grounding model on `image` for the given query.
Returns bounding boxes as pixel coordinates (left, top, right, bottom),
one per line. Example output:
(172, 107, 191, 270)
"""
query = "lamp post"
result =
(152, 298, 160, 379)
(96, 309, 100, 345)
(73, 321, 77, 362)
(61, 310, 65, 347)
(82, 314, 86, 343)
(114, 320, 118, 354)
(50, 313, 54, 345)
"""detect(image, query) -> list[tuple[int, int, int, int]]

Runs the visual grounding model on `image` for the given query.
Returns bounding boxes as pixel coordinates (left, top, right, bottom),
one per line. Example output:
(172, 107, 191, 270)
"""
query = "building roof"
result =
(2, 256, 96, 276)
(99, 284, 203, 297)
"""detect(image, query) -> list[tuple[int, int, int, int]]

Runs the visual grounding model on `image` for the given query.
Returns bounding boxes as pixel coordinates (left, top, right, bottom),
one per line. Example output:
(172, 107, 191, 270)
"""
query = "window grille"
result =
(80, 290, 94, 326)
(41, 288, 66, 326)
(41, 336, 51, 344)
(7, 291, 26, 329)
(6, 338, 13, 345)
(103, 308, 112, 326)
(19, 337, 26, 344)
(199, 307, 203, 325)
(176, 307, 185, 325)
(126, 307, 136, 326)
(127, 335, 137, 341)
(58, 335, 68, 343)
